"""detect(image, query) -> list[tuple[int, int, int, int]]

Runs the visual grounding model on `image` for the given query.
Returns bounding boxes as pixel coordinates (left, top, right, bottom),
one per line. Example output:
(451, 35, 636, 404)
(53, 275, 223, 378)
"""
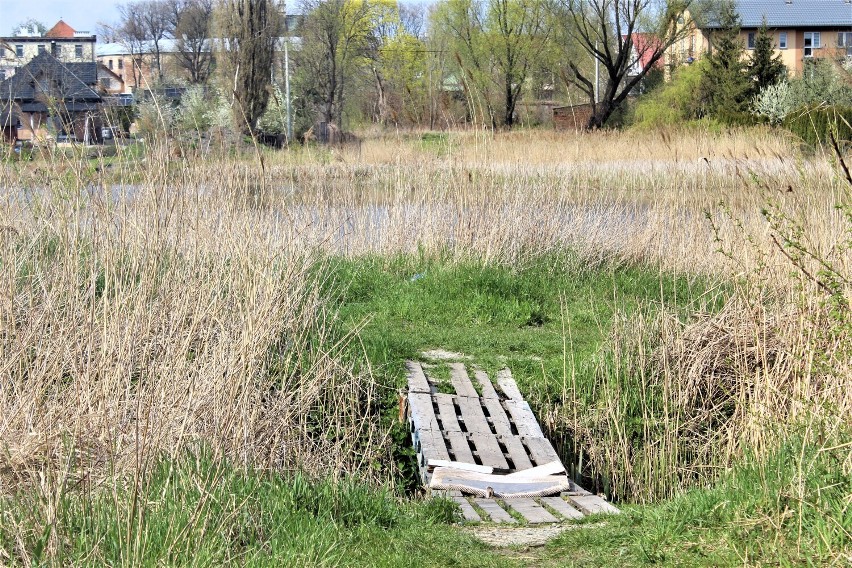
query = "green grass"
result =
(327, 252, 720, 402)
(539, 437, 852, 567)
(0, 453, 512, 567)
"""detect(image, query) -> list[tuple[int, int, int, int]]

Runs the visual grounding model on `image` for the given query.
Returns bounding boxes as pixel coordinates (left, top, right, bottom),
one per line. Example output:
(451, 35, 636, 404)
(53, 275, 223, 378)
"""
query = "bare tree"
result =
(138, 0, 173, 81)
(555, 0, 693, 128)
(167, 0, 214, 83)
(217, 0, 282, 134)
(117, 5, 149, 88)
(297, 0, 373, 130)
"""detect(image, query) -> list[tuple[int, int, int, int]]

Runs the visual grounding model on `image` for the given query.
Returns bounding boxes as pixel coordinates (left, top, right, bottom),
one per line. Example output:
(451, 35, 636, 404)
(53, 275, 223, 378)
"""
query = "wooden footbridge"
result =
(403, 359, 618, 524)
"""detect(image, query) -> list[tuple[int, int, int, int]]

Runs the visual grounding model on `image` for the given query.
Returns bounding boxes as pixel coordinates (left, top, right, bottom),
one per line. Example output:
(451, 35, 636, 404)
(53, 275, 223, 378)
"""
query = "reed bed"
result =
(1, 127, 849, 525)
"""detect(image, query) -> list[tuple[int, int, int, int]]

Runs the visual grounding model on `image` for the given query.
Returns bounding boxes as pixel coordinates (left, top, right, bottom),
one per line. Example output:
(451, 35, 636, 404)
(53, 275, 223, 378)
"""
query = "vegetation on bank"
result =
(0, 127, 850, 565)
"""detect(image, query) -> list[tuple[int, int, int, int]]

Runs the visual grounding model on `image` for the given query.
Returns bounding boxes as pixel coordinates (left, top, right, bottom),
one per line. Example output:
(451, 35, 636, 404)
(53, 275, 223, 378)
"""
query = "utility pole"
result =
(284, 38, 292, 143)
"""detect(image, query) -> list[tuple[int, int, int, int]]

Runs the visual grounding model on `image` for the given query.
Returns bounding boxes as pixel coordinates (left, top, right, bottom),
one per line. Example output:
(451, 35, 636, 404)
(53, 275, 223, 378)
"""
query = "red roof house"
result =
(45, 20, 76, 39)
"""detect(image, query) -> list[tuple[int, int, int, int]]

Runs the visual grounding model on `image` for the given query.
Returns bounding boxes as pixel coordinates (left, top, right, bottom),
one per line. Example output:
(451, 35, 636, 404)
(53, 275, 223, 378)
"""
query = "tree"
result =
(169, 0, 215, 83)
(296, 0, 374, 131)
(116, 6, 149, 89)
(10, 19, 47, 36)
(553, 0, 694, 128)
(698, 1, 751, 122)
(749, 21, 785, 93)
(217, 0, 282, 135)
(432, 0, 551, 128)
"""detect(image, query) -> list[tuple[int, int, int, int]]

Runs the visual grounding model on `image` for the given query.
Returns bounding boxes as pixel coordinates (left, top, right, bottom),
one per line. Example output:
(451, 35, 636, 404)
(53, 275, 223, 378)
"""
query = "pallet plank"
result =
(406, 361, 432, 393)
(427, 460, 493, 474)
(429, 468, 570, 497)
(416, 429, 451, 465)
(453, 497, 482, 522)
(445, 431, 476, 464)
(408, 392, 441, 432)
(496, 368, 524, 401)
(504, 400, 545, 438)
(523, 437, 561, 466)
(499, 435, 534, 470)
(434, 394, 463, 432)
(481, 396, 514, 436)
(456, 396, 493, 434)
(449, 363, 479, 398)
(540, 497, 584, 520)
(568, 495, 620, 515)
(473, 499, 516, 524)
(468, 432, 510, 471)
(473, 369, 499, 399)
(506, 460, 565, 478)
(505, 498, 558, 524)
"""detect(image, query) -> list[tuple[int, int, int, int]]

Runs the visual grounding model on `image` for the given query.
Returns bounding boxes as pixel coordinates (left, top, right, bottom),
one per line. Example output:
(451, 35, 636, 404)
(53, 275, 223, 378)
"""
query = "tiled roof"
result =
(45, 20, 76, 38)
(0, 53, 101, 109)
(702, 0, 852, 28)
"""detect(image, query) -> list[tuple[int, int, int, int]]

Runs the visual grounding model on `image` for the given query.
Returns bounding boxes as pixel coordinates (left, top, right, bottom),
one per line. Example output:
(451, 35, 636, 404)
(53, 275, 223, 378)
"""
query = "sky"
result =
(0, 0, 122, 37)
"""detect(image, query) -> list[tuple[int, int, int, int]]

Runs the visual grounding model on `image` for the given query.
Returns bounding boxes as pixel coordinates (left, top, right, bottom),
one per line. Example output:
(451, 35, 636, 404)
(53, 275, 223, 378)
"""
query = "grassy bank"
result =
(0, 454, 508, 567)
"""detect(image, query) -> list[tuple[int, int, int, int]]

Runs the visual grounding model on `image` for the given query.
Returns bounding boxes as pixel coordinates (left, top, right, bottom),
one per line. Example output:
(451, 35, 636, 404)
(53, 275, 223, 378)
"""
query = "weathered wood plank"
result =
(473, 369, 499, 399)
(449, 363, 479, 398)
(408, 392, 440, 432)
(415, 429, 451, 465)
(523, 437, 561, 466)
(499, 435, 534, 470)
(504, 399, 546, 438)
(434, 393, 463, 432)
(429, 468, 570, 498)
(456, 396, 492, 434)
(468, 432, 510, 471)
(406, 361, 432, 393)
(496, 368, 524, 400)
(481, 396, 514, 436)
(540, 497, 584, 520)
(427, 459, 493, 474)
(453, 497, 482, 522)
(473, 499, 516, 524)
(506, 460, 565, 478)
(505, 498, 558, 524)
(568, 495, 620, 515)
(445, 431, 476, 464)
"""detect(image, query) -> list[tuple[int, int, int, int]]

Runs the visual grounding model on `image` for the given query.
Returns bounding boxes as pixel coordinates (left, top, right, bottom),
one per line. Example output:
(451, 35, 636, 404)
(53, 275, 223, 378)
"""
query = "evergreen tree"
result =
(749, 21, 786, 93)
(699, 1, 751, 122)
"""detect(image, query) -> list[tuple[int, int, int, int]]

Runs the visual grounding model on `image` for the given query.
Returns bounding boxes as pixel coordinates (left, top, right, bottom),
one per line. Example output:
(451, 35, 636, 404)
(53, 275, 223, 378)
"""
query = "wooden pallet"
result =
(405, 360, 618, 524)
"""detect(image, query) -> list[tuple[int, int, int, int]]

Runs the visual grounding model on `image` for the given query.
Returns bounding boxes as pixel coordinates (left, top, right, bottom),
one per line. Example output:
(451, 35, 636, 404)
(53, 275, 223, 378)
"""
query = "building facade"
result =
(0, 20, 96, 81)
(669, 0, 852, 76)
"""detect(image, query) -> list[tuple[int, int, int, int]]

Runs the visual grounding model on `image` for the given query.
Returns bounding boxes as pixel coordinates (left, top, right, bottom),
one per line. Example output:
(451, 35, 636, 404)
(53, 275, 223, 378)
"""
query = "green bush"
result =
(783, 105, 852, 146)
(632, 60, 706, 127)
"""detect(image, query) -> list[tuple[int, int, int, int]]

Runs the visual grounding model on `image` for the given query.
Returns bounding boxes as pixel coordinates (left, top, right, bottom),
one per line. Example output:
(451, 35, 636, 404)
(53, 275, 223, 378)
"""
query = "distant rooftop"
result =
(45, 20, 76, 38)
(703, 0, 852, 28)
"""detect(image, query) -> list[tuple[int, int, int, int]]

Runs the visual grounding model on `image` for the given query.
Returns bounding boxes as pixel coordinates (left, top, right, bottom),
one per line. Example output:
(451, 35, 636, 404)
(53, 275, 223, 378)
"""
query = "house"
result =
(674, 0, 852, 76)
(0, 20, 96, 81)
(0, 53, 102, 144)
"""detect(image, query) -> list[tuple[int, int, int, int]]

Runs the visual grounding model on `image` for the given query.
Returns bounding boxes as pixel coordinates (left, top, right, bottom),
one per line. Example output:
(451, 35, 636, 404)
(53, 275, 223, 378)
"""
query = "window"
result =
(75, 44, 83, 58)
(804, 32, 821, 57)
(779, 32, 787, 49)
(118, 59, 123, 69)
(747, 32, 756, 49)
(37, 44, 46, 55)
(108, 59, 113, 70)
(838, 32, 852, 56)
(15, 45, 23, 57)
(51, 43, 60, 57)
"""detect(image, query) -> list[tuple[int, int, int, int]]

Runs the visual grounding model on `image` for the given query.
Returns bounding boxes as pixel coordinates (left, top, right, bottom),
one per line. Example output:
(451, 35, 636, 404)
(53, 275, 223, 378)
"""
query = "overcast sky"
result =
(1, 0, 122, 37)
